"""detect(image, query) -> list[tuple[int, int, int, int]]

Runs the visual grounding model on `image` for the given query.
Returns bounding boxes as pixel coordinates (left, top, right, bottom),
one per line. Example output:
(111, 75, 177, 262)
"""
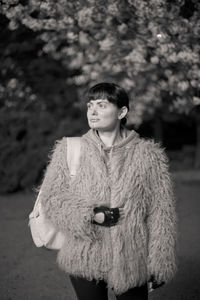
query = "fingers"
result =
(119, 208, 125, 219)
(148, 282, 153, 293)
(117, 219, 124, 225)
(115, 208, 125, 224)
(119, 208, 124, 214)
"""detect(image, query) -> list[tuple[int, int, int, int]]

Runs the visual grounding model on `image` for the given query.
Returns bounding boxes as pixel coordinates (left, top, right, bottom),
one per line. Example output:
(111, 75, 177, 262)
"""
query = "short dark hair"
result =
(86, 82, 129, 125)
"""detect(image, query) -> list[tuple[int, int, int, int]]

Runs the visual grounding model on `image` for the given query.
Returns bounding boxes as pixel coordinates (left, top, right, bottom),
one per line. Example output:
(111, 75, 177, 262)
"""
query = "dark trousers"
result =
(70, 276, 148, 300)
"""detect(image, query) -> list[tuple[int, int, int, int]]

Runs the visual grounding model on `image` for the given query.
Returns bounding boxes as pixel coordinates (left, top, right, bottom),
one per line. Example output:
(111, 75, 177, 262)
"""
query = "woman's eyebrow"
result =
(88, 99, 108, 104)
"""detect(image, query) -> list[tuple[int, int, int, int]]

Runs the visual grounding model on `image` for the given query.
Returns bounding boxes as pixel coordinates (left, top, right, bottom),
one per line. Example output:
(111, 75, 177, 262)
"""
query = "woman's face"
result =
(87, 99, 121, 131)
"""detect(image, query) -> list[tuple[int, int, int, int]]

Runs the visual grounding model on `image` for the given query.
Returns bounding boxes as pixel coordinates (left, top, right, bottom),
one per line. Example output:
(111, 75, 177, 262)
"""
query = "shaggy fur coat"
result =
(39, 128, 177, 295)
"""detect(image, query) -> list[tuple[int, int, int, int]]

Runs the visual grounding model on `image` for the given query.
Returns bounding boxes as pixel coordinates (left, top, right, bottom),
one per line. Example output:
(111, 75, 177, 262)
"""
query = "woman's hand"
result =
(148, 275, 165, 292)
(92, 206, 125, 226)
(118, 208, 125, 224)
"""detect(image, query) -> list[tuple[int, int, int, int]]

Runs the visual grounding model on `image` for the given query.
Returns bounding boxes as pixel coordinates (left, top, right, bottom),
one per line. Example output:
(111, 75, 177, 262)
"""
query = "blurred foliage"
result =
(0, 0, 200, 192)
(0, 14, 87, 193)
(1, 0, 199, 124)
(0, 109, 54, 192)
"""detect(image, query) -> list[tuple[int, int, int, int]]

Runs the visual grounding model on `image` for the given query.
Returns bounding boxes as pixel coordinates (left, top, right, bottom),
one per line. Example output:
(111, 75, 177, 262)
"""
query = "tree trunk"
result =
(153, 112, 163, 143)
(194, 107, 200, 169)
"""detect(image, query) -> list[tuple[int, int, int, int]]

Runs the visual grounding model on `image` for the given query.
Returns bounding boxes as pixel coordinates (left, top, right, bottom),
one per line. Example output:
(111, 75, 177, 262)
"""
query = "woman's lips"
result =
(90, 119, 100, 122)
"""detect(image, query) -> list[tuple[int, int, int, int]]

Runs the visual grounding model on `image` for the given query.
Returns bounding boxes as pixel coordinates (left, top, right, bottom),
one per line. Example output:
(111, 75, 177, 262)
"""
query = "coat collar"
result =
(82, 127, 140, 151)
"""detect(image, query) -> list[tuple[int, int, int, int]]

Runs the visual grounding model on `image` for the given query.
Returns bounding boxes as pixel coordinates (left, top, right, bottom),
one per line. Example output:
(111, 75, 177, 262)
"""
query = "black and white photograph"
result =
(0, 1, 200, 299)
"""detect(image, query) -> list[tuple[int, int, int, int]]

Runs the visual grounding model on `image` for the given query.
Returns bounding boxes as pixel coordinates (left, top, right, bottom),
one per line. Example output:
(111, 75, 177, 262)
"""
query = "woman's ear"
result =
(118, 106, 128, 120)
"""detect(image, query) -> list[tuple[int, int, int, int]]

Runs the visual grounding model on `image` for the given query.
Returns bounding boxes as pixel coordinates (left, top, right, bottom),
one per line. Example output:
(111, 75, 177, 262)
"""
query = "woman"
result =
(39, 82, 177, 300)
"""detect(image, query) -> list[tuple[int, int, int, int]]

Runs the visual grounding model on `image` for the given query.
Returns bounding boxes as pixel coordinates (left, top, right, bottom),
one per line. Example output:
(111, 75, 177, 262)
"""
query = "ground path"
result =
(0, 174, 200, 300)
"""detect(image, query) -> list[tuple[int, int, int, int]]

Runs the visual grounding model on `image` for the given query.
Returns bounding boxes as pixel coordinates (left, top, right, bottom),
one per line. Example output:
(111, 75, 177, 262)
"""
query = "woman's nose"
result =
(91, 107, 98, 115)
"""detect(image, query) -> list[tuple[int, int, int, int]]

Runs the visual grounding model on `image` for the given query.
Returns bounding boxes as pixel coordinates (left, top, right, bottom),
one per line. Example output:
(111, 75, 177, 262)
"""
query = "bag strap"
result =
(66, 137, 81, 176)
(33, 137, 81, 210)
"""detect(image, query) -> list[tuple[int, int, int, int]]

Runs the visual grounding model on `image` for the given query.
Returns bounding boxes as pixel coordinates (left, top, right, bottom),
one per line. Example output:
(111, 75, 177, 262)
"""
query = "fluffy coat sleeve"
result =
(145, 142, 177, 283)
(37, 138, 99, 241)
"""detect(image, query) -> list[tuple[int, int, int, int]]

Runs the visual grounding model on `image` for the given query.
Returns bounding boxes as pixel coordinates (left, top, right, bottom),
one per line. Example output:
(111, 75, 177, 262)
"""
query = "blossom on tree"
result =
(1, 0, 199, 124)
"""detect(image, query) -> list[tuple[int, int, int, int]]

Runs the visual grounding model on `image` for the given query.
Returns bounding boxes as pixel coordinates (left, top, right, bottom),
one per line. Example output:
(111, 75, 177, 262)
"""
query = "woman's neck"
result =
(97, 126, 124, 147)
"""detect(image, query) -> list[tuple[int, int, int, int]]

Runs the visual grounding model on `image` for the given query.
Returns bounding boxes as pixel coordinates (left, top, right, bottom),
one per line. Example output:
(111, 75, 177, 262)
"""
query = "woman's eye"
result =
(87, 103, 92, 109)
(99, 103, 106, 108)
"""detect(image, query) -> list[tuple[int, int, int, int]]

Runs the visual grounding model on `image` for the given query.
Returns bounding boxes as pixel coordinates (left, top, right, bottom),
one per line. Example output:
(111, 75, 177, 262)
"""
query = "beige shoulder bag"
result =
(28, 137, 81, 250)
